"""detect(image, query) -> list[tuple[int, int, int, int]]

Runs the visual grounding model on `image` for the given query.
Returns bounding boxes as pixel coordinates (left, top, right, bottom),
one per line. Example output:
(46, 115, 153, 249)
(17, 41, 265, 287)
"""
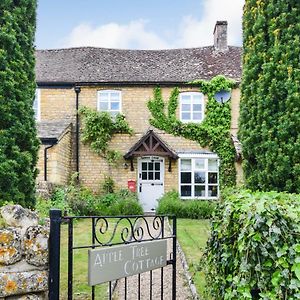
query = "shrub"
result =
(36, 184, 143, 217)
(36, 187, 74, 218)
(240, 1, 300, 193)
(205, 189, 300, 299)
(156, 190, 216, 219)
(0, 0, 40, 208)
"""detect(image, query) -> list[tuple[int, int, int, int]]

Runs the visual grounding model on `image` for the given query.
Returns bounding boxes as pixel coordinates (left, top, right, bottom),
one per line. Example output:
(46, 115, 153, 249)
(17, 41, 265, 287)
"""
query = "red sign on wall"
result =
(127, 180, 136, 192)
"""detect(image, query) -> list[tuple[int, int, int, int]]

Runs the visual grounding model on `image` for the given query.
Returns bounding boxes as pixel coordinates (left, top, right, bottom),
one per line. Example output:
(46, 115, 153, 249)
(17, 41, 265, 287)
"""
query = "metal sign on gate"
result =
(88, 239, 167, 285)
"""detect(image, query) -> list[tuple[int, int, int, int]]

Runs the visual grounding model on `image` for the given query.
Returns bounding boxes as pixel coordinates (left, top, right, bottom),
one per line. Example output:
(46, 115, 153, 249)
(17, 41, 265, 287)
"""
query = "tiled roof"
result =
(35, 46, 242, 84)
(37, 120, 72, 142)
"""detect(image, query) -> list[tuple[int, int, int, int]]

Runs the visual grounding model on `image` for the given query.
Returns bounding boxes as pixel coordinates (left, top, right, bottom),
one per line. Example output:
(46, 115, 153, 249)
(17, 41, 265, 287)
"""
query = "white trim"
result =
(178, 152, 218, 159)
(178, 155, 219, 199)
(97, 90, 122, 115)
(34, 89, 41, 122)
(179, 92, 204, 123)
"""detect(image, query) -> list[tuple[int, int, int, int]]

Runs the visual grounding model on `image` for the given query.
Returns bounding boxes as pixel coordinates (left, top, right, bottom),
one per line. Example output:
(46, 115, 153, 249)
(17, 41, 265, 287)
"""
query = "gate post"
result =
(49, 209, 62, 300)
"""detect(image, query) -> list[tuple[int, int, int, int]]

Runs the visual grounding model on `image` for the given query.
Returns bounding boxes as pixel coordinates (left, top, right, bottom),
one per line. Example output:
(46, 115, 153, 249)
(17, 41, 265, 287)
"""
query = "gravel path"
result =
(113, 218, 193, 300)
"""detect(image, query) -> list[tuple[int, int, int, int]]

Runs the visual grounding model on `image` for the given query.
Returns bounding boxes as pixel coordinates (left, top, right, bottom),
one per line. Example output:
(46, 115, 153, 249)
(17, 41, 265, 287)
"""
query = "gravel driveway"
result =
(113, 218, 193, 300)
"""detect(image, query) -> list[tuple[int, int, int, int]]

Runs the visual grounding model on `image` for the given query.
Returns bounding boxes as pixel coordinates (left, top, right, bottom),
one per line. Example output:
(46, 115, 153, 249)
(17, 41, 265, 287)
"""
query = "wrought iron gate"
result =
(48, 209, 177, 300)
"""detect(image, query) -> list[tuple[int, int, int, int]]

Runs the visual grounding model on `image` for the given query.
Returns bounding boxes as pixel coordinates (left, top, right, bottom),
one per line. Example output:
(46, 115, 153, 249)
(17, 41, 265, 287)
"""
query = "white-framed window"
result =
(179, 155, 219, 199)
(180, 92, 204, 123)
(97, 90, 122, 117)
(33, 89, 40, 121)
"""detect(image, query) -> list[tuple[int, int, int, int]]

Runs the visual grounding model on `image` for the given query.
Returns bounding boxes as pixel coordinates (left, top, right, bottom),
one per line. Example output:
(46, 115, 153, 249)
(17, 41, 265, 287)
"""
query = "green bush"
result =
(156, 190, 216, 219)
(36, 185, 143, 217)
(205, 189, 300, 299)
(240, 1, 300, 193)
(0, 0, 40, 208)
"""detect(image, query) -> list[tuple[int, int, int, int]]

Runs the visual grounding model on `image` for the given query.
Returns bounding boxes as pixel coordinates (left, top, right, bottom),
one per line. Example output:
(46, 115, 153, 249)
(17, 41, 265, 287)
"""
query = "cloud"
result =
(62, 0, 244, 49)
(63, 20, 169, 50)
(176, 0, 244, 47)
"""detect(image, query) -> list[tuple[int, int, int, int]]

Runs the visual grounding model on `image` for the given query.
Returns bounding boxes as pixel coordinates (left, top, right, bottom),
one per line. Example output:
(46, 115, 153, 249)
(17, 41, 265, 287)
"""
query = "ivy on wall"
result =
(79, 107, 133, 164)
(147, 75, 236, 188)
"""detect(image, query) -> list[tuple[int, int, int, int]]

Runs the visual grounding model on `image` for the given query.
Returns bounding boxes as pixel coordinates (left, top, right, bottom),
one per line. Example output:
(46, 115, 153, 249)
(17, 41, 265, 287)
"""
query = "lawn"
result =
(60, 218, 133, 299)
(58, 218, 210, 299)
(177, 219, 210, 298)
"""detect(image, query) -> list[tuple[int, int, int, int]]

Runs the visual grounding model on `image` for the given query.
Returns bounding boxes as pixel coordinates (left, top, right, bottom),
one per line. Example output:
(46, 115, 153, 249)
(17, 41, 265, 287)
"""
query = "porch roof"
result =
(124, 130, 178, 160)
(37, 120, 72, 144)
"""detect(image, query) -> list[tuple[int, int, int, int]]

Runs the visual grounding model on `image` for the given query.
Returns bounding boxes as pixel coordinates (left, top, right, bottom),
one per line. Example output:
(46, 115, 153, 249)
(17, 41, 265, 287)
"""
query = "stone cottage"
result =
(35, 21, 242, 211)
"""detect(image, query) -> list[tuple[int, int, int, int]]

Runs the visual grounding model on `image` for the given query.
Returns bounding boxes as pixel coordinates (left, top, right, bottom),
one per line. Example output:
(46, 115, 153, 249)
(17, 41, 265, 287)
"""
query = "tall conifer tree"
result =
(0, 0, 39, 207)
(239, 1, 300, 192)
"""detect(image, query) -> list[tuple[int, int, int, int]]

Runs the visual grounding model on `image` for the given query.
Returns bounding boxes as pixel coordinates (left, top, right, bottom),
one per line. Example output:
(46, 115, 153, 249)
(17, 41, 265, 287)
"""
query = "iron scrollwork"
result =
(93, 216, 164, 246)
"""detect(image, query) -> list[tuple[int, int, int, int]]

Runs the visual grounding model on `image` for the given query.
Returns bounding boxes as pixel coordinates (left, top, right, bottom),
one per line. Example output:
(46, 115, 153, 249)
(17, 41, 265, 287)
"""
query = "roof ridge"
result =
(36, 45, 242, 53)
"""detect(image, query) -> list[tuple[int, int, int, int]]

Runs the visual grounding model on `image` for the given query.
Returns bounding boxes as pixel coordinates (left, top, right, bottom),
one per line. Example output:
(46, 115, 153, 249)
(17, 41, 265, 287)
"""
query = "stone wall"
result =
(0, 205, 49, 299)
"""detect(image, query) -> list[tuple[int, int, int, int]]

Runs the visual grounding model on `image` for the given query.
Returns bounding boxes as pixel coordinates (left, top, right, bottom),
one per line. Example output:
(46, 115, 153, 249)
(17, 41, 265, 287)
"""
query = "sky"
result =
(36, 0, 244, 50)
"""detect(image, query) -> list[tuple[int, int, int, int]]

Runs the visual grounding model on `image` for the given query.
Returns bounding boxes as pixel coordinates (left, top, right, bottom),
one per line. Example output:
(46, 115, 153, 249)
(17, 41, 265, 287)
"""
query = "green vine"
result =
(147, 75, 236, 188)
(80, 107, 133, 165)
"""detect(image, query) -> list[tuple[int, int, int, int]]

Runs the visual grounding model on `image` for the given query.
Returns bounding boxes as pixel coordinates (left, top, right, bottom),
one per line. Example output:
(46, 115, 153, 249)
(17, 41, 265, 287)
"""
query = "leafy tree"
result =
(0, 0, 39, 207)
(239, 1, 300, 192)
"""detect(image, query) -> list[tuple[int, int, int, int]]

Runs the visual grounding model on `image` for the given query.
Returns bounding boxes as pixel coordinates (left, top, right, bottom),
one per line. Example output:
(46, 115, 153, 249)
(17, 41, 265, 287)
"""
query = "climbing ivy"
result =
(80, 107, 133, 164)
(147, 75, 236, 188)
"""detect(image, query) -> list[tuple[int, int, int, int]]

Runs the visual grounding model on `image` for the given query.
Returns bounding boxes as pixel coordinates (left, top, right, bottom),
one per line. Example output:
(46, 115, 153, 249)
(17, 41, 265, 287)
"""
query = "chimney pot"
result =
(214, 21, 228, 51)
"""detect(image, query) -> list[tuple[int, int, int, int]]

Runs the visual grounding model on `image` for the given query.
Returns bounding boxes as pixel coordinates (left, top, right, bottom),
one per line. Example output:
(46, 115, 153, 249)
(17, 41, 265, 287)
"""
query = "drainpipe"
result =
(74, 86, 81, 181)
(44, 144, 56, 181)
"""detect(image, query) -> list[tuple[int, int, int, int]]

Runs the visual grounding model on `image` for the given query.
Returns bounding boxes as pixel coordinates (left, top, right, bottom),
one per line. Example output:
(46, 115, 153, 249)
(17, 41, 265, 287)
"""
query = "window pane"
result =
(208, 159, 218, 171)
(99, 101, 109, 110)
(181, 104, 191, 111)
(142, 172, 147, 180)
(208, 185, 218, 197)
(142, 162, 147, 171)
(195, 159, 205, 169)
(148, 163, 153, 170)
(155, 172, 160, 180)
(195, 172, 205, 183)
(181, 95, 191, 103)
(208, 172, 218, 184)
(181, 112, 191, 120)
(195, 185, 206, 197)
(193, 104, 202, 111)
(155, 162, 160, 171)
(181, 159, 191, 171)
(148, 172, 153, 180)
(181, 185, 191, 197)
(193, 94, 203, 103)
(110, 92, 120, 100)
(99, 92, 109, 100)
(181, 172, 191, 183)
(193, 113, 202, 120)
(110, 102, 120, 110)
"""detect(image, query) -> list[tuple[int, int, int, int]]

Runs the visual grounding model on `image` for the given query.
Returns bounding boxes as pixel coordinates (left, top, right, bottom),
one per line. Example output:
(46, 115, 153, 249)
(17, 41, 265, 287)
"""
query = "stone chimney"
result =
(213, 21, 228, 51)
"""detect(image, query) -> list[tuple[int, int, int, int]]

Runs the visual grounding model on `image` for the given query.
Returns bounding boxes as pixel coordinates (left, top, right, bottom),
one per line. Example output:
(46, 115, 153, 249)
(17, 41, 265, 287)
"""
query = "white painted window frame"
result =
(179, 92, 204, 123)
(97, 90, 122, 116)
(178, 153, 219, 199)
(33, 89, 41, 122)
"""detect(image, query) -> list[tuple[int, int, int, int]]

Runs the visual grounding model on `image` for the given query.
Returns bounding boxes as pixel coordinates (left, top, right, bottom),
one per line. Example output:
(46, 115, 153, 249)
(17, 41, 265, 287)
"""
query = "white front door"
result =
(138, 156, 164, 212)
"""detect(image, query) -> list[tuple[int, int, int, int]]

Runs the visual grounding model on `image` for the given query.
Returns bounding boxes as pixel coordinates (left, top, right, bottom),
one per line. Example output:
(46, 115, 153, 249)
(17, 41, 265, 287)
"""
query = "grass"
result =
(60, 218, 134, 299)
(177, 219, 210, 298)
(58, 218, 211, 299)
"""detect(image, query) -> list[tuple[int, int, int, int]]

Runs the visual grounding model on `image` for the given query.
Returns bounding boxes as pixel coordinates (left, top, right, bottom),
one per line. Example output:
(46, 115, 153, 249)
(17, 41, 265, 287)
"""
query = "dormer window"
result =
(33, 89, 40, 121)
(97, 90, 122, 117)
(180, 92, 204, 123)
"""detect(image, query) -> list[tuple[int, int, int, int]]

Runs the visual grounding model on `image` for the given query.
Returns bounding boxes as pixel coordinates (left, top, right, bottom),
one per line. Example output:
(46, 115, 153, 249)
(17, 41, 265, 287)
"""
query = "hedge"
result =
(205, 189, 300, 299)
